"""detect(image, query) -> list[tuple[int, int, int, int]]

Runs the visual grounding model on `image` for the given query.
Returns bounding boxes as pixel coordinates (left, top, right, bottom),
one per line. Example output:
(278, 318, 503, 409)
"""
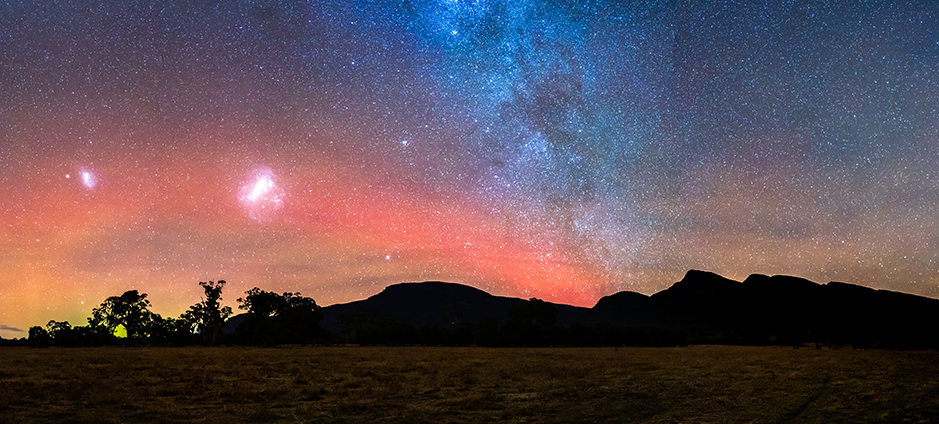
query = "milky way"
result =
(3, 0, 939, 337)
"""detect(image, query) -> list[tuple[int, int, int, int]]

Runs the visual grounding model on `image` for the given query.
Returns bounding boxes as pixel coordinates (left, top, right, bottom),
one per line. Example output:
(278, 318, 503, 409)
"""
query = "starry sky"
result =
(3, 0, 939, 338)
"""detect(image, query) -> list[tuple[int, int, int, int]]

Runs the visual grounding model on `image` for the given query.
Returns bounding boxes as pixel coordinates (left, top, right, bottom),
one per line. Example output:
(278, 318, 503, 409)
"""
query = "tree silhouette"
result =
(236, 288, 324, 345)
(89, 290, 154, 343)
(337, 311, 413, 345)
(507, 298, 557, 327)
(74, 324, 115, 346)
(503, 298, 558, 346)
(338, 311, 375, 344)
(28, 326, 50, 348)
(238, 288, 284, 319)
(45, 320, 77, 347)
(182, 280, 233, 345)
(147, 315, 193, 346)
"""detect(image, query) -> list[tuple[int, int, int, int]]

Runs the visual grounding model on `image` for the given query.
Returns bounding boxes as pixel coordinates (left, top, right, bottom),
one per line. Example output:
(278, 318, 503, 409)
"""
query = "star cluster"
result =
(2, 0, 939, 337)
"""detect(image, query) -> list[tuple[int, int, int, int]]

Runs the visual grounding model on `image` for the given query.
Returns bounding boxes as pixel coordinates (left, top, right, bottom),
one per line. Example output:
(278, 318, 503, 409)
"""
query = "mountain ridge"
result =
(311, 269, 939, 348)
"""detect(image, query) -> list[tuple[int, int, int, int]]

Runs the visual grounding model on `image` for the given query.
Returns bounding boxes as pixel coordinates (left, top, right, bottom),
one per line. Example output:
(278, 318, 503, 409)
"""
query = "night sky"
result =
(3, 0, 939, 338)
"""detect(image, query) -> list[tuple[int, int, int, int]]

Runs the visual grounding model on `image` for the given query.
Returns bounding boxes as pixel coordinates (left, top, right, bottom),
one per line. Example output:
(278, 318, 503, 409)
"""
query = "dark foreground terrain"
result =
(1, 346, 937, 423)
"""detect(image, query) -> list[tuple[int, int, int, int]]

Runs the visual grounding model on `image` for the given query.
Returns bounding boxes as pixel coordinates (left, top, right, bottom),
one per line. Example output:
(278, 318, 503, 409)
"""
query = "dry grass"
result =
(0, 345, 937, 423)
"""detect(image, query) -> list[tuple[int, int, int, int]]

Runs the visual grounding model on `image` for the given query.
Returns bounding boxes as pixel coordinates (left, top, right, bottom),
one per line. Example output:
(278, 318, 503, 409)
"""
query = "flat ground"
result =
(0, 345, 937, 423)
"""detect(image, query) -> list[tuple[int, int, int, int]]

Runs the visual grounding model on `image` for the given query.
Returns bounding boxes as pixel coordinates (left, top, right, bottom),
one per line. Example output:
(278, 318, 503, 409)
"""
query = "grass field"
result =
(0, 345, 937, 423)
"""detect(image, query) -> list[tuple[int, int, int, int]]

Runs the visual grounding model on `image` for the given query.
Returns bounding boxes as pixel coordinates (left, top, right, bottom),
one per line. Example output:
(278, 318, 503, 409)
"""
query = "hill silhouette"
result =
(306, 270, 939, 348)
(314, 282, 587, 345)
(320, 281, 588, 331)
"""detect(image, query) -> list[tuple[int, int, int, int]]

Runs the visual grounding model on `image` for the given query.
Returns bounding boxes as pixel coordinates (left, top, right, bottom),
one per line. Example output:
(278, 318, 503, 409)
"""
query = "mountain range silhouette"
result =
(310, 270, 939, 348)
